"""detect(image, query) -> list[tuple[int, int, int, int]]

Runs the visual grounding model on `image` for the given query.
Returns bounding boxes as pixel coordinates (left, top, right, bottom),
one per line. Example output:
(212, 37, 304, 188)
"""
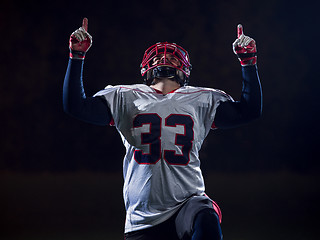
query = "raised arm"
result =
(214, 24, 262, 129)
(63, 18, 112, 126)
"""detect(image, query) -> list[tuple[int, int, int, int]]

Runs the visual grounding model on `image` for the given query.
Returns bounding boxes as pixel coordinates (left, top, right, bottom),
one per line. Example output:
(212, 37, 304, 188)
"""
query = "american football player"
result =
(63, 18, 262, 240)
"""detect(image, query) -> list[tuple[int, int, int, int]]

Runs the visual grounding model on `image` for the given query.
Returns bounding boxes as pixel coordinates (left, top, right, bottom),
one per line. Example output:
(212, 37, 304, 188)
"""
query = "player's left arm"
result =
(214, 24, 262, 129)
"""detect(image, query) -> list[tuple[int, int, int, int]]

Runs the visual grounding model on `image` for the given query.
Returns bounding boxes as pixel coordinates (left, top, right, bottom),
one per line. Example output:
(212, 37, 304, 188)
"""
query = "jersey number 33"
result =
(133, 113, 194, 166)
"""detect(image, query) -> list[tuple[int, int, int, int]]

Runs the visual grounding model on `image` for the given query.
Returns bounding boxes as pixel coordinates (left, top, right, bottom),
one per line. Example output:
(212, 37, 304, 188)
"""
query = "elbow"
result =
(62, 98, 69, 114)
(249, 105, 263, 121)
(63, 104, 72, 116)
(62, 98, 79, 118)
(258, 107, 263, 119)
(62, 97, 72, 115)
(248, 97, 263, 121)
(254, 110, 262, 120)
(242, 101, 262, 122)
(63, 103, 75, 118)
(256, 100, 263, 119)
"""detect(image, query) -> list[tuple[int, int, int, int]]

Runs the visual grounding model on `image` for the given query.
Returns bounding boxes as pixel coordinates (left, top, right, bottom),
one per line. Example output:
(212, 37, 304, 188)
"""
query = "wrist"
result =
(239, 56, 257, 66)
(69, 50, 86, 60)
(237, 52, 257, 66)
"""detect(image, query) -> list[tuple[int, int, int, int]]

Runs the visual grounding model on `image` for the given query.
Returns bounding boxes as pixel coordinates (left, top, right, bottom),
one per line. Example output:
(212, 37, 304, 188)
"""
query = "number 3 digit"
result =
(133, 114, 161, 164)
(164, 114, 194, 165)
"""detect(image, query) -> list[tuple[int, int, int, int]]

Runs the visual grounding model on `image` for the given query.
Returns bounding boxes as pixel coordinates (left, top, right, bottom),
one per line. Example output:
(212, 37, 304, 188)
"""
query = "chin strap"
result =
(153, 66, 176, 78)
(144, 66, 188, 86)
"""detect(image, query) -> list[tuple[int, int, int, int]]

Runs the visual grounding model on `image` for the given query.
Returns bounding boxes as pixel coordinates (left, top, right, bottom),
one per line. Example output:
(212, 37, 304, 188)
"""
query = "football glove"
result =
(232, 24, 257, 66)
(69, 18, 92, 60)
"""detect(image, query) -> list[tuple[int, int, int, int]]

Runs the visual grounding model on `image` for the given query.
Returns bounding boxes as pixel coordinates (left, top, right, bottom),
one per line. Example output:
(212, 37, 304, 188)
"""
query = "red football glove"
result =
(232, 24, 257, 66)
(69, 18, 92, 60)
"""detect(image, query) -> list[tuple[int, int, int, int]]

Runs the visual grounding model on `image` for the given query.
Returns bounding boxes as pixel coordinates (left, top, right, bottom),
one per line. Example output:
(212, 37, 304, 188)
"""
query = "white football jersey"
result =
(94, 84, 233, 233)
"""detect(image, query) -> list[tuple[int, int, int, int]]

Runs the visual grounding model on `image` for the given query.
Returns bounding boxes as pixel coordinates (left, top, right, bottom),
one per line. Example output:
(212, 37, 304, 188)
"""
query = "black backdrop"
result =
(1, 0, 320, 239)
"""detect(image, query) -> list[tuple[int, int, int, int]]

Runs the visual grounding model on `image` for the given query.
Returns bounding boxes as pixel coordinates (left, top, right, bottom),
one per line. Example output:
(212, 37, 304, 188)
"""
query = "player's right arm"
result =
(63, 18, 112, 125)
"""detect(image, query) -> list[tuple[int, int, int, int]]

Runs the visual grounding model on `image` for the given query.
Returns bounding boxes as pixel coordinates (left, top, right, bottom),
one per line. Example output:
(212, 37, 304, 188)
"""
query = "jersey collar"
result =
(150, 86, 181, 95)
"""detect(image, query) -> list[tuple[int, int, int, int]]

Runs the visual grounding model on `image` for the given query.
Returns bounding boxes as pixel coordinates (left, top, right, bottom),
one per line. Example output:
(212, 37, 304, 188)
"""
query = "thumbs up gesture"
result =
(69, 18, 93, 60)
(232, 24, 257, 66)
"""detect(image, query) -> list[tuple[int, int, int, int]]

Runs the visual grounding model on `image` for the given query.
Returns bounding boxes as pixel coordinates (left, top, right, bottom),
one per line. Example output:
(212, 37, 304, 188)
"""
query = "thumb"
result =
(82, 17, 88, 32)
(237, 24, 243, 38)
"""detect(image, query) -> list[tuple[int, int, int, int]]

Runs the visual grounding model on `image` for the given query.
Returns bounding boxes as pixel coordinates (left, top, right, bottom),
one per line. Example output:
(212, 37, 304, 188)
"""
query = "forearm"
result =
(214, 65, 262, 129)
(240, 65, 263, 119)
(63, 58, 84, 114)
(63, 59, 112, 126)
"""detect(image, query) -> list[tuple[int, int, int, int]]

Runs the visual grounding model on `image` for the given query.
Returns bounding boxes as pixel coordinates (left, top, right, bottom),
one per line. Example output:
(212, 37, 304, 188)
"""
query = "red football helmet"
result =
(140, 42, 192, 86)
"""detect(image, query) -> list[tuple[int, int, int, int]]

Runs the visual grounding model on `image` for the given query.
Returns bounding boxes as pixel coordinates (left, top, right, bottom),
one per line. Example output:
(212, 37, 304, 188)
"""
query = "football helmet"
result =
(140, 42, 192, 86)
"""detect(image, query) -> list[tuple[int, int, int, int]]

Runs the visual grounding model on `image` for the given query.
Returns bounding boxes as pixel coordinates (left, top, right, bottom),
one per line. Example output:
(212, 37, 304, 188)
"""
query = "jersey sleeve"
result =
(94, 85, 123, 126)
(208, 89, 234, 130)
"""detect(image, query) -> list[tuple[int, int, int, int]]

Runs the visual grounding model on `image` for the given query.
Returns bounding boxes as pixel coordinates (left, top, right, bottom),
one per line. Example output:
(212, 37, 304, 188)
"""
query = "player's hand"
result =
(232, 24, 257, 66)
(69, 18, 92, 59)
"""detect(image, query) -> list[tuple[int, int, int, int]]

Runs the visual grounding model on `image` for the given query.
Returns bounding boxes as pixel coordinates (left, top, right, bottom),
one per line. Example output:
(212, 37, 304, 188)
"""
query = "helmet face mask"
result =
(140, 42, 192, 86)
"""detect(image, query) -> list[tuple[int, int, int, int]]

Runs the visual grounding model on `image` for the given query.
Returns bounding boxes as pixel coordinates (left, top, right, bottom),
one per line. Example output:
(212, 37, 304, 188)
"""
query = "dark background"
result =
(1, 0, 319, 239)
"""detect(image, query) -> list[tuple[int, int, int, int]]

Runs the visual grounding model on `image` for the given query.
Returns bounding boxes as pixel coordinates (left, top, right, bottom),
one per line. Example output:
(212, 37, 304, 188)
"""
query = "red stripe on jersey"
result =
(153, 88, 163, 94)
(211, 121, 218, 130)
(151, 87, 180, 94)
(109, 118, 115, 126)
(212, 200, 222, 223)
(204, 193, 222, 223)
(116, 86, 230, 97)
